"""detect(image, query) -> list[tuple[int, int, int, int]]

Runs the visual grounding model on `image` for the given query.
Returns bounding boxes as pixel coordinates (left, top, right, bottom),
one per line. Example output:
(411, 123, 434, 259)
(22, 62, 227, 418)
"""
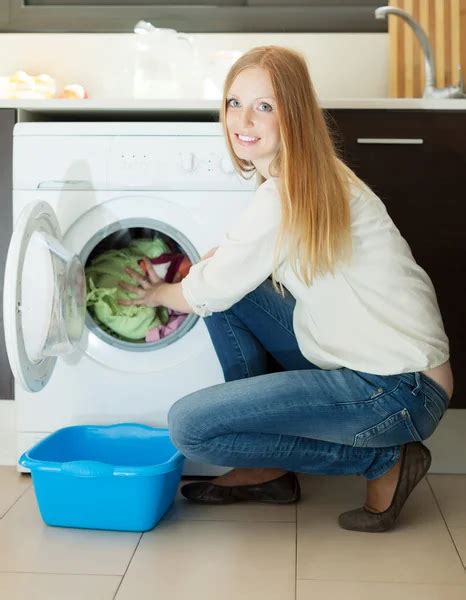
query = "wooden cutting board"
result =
(388, 0, 466, 97)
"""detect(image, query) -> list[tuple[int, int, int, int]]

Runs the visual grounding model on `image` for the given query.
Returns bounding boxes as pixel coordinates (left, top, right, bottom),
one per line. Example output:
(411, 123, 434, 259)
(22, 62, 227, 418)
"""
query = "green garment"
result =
(85, 238, 170, 341)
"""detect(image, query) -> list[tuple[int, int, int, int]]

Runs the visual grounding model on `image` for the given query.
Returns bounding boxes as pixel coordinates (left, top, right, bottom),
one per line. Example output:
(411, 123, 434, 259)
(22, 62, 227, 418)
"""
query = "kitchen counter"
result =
(1, 97, 466, 112)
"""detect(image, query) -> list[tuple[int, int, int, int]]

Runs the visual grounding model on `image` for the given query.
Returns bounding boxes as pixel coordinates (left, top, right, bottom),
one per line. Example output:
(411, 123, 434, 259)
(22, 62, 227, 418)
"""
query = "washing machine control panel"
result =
(13, 129, 256, 192)
(179, 152, 235, 174)
(108, 136, 253, 191)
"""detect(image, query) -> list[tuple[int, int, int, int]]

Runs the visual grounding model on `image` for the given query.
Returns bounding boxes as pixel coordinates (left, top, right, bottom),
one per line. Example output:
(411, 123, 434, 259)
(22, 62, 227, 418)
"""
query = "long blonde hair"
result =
(220, 45, 356, 293)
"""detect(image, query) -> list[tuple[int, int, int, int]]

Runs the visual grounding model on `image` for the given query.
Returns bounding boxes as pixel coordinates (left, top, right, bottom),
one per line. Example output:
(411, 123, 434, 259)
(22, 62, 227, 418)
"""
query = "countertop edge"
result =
(1, 98, 466, 111)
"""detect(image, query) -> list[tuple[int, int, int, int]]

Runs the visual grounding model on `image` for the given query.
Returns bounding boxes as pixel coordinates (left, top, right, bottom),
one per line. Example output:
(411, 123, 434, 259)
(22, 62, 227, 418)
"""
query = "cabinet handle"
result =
(357, 138, 424, 145)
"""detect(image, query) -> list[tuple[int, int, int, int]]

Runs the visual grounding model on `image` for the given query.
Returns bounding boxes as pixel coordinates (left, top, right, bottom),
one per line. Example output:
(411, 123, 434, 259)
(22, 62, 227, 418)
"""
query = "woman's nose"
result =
(238, 108, 254, 128)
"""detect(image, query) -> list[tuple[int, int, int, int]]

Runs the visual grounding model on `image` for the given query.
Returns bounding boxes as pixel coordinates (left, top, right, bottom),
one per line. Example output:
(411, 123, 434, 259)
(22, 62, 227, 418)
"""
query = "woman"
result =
(118, 46, 453, 533)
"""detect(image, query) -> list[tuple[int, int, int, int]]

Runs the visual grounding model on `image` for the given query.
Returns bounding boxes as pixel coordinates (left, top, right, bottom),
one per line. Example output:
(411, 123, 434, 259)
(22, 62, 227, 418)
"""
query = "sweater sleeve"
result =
(181, 179, 283, 317)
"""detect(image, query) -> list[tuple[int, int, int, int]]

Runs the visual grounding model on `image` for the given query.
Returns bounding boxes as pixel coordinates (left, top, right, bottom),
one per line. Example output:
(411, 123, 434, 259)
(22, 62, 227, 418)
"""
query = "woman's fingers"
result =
(117, 258, 162, 307)
(142, 256, 161, 284)
(117, 298, 145, 306)
(118, 281, 144, 294)
(125, 266, 149, 287)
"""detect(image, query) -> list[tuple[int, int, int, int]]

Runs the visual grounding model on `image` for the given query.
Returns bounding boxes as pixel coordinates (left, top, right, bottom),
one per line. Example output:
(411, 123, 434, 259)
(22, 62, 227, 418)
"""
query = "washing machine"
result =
(3, 121, 256, 476)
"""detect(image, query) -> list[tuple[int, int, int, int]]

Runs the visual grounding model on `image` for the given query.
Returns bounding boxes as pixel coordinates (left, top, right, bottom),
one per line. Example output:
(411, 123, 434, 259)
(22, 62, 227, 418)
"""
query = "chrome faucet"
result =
(375, 5, 465, 99)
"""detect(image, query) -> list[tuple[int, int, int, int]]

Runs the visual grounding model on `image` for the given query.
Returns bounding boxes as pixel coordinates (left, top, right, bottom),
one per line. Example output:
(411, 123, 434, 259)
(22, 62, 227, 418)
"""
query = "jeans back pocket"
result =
(353, 408, 423, 448)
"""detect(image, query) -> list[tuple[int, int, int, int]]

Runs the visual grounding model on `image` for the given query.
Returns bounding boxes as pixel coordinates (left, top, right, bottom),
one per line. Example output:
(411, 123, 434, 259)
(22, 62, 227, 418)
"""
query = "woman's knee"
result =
(167, 396, 193, 442)
(167, 392, 211, 450)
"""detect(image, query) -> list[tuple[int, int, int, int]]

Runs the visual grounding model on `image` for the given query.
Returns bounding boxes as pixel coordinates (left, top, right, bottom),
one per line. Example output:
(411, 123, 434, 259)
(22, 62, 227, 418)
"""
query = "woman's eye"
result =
(258, 102, 272, 112)
(227, 98, 239, 108)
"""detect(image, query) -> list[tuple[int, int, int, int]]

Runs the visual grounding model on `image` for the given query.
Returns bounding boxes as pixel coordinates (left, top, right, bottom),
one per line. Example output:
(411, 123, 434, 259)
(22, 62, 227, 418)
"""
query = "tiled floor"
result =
(1, 467, 465, 599)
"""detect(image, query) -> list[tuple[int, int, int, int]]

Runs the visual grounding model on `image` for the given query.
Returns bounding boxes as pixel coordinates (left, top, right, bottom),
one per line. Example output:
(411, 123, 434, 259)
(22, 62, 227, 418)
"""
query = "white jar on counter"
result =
(132, 21, 201, 99)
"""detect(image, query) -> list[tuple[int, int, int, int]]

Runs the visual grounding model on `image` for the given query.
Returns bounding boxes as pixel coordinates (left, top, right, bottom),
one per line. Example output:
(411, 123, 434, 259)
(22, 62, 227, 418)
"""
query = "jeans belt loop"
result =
(411, 371, 422, 396)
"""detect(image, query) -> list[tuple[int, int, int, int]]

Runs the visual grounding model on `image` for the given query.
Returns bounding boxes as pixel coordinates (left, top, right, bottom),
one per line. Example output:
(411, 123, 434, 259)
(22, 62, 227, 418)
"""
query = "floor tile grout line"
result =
(0, 482, 33, 521)
(295, 576, 466, 586)
(164, 517, 297, 525)
(112, 533, 143, 600)
(165, 518, 297, 523)
(0, 571, 123, 576)
(426, 476, 466, 570)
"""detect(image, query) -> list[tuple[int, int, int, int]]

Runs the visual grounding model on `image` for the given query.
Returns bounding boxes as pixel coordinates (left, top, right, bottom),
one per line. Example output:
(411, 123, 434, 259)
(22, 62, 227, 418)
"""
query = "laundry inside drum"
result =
(84, 227, 193, 345)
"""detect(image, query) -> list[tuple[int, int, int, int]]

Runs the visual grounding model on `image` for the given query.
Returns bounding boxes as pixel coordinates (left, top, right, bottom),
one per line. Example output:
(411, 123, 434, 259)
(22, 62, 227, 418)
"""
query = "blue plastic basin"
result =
(19, 423, 185, 532)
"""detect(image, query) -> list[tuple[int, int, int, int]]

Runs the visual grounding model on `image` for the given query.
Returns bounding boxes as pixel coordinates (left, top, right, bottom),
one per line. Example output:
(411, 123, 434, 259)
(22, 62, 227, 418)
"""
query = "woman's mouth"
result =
(235, 133, 261, 146)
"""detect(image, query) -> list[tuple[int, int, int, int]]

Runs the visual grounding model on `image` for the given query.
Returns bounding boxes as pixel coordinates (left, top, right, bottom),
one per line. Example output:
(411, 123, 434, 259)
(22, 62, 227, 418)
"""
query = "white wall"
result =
(0, 32, 389, 99)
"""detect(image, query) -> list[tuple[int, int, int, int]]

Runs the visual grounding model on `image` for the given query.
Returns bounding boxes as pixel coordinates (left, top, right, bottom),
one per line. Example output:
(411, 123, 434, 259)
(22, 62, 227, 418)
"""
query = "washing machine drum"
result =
(84, 227, 189, 343)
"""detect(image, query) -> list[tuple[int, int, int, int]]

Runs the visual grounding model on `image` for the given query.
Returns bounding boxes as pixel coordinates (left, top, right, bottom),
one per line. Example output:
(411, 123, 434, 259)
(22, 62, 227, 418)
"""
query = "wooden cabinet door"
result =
(326, 109, 466, 409)
(0, 109, 15, 400)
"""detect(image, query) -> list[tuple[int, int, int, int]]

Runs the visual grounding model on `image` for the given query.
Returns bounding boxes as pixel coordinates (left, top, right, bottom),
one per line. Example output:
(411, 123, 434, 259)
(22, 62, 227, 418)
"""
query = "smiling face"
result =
(225, 66, 281, 179)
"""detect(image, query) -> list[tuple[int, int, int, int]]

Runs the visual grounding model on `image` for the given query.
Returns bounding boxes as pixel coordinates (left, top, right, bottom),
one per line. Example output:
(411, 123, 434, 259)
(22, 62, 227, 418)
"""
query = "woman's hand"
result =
(117, 247, 218, 307)
(118, 256, 164, 307)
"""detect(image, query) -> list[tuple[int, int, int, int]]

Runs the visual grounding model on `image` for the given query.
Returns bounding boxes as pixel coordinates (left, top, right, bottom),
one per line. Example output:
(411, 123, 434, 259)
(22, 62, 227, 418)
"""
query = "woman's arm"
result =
(179, 181, 282, 317)
(119, 179, 281, 317)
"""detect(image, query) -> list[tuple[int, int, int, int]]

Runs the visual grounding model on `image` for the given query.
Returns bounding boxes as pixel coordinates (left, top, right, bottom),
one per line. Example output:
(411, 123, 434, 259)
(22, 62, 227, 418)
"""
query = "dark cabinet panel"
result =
(0, 110, 15, 400)
(2, 2, 385, 33)
(326, 109, 466, 408)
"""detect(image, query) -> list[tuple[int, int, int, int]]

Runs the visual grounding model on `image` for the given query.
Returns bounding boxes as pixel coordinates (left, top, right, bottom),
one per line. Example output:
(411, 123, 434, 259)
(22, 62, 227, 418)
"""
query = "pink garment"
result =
(145, 312, 187, 342)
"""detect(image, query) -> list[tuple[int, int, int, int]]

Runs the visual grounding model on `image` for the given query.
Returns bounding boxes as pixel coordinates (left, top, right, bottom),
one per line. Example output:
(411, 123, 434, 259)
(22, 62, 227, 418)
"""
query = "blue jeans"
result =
(168, 279, 450, 480)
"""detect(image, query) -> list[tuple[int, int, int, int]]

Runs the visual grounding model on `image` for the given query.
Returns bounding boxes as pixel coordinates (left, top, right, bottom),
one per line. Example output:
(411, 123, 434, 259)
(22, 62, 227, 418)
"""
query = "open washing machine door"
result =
(3, 201, 86, 392)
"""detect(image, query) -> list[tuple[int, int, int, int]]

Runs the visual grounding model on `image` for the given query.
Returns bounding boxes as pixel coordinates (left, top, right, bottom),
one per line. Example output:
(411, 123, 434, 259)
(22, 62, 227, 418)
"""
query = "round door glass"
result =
(21, 230, 86, 362)
(82, 220, 198, 351)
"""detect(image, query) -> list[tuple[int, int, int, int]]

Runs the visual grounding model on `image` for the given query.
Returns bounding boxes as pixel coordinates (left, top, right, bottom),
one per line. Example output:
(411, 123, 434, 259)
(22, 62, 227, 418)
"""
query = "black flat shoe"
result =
(180, 471, 301, 505)
(338, 441, 432, 533)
